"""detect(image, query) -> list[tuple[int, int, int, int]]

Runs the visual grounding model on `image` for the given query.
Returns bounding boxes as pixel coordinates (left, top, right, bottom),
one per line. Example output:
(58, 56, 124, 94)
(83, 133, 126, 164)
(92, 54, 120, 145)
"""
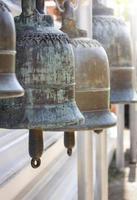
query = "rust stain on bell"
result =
(0, 0, 84, 129)
(0, 1, 24, 98)
(93, 1, 137, 104)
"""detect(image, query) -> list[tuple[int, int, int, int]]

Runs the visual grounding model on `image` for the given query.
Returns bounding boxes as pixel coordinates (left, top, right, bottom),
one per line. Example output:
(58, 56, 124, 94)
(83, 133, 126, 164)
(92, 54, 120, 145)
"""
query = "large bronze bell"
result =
(92, 1, 137, 104)
(0, 0, 84, 168)
(0, 0, 84, 129)
(0, 1, 24, 98)
(38, 0, 117, 155)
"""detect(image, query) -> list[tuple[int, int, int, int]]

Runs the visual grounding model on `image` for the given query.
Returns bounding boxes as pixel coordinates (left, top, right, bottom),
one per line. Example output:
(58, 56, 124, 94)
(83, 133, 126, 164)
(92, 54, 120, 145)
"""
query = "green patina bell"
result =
(37, 0, 117, 155)
(0, 0, 84, 129)
(0, 0, 84, 167)
(0, 1, 24, 98)
(93, 0, 137, 104)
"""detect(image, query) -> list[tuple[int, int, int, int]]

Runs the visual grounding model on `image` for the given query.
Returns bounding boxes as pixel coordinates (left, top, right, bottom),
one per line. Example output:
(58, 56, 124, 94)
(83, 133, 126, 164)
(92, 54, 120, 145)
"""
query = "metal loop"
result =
(67, 148, 72, 156)
(31, 158, 41, 168)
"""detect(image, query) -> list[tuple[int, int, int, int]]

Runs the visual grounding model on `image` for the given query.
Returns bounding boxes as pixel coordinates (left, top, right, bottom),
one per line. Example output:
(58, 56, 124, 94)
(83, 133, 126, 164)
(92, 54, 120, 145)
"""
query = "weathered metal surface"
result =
(29, 129, 43, 168)
(93, 1, 137, 104)
(0, 0, 84, 129)
(0, 1, 24, 98)
(49, 0, 117, 132)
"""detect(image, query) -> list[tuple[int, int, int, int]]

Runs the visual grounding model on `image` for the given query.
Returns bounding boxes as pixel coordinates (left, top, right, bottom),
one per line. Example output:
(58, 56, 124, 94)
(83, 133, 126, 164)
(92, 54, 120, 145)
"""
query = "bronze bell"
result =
(92, 1, 137, 104)
(40, 0, 117, 155)
(0, 0, 84, 129)
(55, 0, 117, 131)
(0, 0, 84, 167)
(0, 1, 24, 98)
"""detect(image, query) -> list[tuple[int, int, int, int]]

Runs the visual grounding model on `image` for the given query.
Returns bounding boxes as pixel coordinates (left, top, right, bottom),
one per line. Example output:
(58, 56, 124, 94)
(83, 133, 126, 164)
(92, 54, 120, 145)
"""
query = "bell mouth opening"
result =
(0, 91, 24, 99)
(111, 89, 137, 104)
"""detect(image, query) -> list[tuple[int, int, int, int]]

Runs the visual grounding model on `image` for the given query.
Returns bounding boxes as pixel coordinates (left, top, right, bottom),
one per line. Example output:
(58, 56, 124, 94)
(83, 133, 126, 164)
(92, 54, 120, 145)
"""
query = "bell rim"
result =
(0, 101, 85, 129)
(111, 89, 137, 104)
(0, 90, 24, 99)
(47, 110, 117, 131)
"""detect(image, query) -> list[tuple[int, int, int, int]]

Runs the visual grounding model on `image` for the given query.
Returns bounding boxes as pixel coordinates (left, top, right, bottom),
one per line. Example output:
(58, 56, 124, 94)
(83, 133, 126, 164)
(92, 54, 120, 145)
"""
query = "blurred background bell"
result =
(0, 1, 24, 98)
(92, 0, 137, 104)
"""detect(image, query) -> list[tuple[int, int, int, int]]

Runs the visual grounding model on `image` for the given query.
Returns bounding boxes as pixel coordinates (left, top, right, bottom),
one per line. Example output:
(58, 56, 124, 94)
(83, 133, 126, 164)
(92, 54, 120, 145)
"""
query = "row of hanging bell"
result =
(0, 0, 84, 168)
(0, 1, 24, 98)
(92, 0, 137, 104)
(36, 0, 117, 155)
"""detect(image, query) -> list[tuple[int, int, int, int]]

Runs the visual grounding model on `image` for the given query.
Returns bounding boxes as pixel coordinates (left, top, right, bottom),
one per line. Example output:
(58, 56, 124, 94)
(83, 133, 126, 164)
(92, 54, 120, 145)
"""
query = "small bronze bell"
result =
(38, 0, 117, 155)
(0, 1, 24, 98)
(92, 1, 137, 104)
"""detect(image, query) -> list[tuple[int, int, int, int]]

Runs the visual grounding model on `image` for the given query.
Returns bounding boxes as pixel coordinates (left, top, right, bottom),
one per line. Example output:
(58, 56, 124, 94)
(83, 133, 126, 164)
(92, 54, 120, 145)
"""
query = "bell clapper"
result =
(64, 132, 75, 156)
(29, 129, 44, 169)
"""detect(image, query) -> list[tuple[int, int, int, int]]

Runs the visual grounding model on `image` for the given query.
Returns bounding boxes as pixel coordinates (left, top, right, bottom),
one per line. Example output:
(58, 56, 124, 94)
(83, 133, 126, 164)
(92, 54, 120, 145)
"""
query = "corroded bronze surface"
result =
(45, 0, 117, 131)
(0, 0, 84, 129)
(93, 1, 137, 104)
(0, 1, 24, 98)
